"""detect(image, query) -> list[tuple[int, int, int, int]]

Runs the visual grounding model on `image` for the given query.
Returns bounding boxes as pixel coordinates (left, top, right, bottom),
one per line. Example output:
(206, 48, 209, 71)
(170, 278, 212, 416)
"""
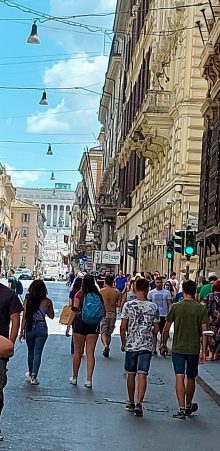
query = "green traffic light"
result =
(185, 245, 194, 256)
(166, 252, 173, 259)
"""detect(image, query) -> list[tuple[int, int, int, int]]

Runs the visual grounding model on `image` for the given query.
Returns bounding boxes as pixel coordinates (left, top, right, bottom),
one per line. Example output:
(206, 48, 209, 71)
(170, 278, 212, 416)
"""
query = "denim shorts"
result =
(172, 352, 199, 378)
(125, 350, 152, 375)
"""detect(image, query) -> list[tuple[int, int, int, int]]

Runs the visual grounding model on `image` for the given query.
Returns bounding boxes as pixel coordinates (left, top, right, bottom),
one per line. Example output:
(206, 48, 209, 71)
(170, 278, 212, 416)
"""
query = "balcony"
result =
(143, 90, 171, 115)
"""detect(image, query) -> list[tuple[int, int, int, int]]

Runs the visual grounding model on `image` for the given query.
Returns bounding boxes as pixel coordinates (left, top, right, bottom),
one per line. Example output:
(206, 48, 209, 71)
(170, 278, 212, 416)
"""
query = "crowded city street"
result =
(0, 280, 219, 451)
(1, 1, 220, 450)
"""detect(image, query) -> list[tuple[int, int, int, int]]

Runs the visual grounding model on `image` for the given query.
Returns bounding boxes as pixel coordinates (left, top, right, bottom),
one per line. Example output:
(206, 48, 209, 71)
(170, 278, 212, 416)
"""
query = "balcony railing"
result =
(144, 90, 171, 114)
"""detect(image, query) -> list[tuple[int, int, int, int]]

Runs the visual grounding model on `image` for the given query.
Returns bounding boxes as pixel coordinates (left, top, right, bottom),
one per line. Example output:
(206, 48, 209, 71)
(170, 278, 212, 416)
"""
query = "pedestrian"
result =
(148, 277, 172, 355)
(120, 278, 159, 417)
(169, 271, 179, 293)
(115, 270, 127, 293)
(0, 282, 23, 441)
(19, 280, 54, 385)
(199, 275, 218, 302)
(68, 277, 83, 354)
(7, 268, 17, 292)
(67, 269, 75, 287)
(203, 280, 220, 361)
(100, 274, 121, 357)
(149, 271, 160, 290)
(161, 280, 208, 419)
(67, 274, 104, 388)
(164, 280, 176, 301)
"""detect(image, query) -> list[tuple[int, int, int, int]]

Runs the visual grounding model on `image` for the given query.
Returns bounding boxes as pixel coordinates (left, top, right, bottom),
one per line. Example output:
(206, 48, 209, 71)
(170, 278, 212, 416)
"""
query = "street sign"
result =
(154, 239, 166, 246)
(102, 251, 120, 265)
(93, 251, 101, 264)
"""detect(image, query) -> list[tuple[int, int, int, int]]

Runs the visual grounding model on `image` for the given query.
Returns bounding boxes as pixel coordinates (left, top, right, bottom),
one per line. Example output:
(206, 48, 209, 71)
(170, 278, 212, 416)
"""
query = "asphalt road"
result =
(1, 281, 220, 450)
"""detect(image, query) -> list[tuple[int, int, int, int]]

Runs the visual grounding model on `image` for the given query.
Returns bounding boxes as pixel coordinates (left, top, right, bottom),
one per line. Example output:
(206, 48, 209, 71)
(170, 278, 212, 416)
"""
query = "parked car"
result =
(19, 269, 33, 280)
(43, 275, 56, 282)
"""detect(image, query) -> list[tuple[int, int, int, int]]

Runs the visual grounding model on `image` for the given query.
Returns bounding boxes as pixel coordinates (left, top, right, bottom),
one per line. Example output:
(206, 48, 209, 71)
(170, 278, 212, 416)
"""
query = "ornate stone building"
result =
(0, 164, 15, 272)
(197, 4, 220, 277)
(16, 186, 75, 277)
(100, 0, 208, 276)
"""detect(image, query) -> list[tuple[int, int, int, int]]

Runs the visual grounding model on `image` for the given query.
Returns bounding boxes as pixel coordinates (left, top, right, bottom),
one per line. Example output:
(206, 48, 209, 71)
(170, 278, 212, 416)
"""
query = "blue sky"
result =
(0, 0, 117, 189)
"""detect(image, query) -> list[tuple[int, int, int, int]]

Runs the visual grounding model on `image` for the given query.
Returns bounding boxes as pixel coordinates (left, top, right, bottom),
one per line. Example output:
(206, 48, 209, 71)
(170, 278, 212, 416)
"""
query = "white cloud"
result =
(5, 164, 41, 187)
(27, 99, 70, 133)
(26, 54, 108, 134)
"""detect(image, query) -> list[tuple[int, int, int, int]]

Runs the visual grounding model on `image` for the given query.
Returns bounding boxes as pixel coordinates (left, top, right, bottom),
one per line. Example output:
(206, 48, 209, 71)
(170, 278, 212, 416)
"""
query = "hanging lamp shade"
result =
(39, 91, 48, 106)
(27, 22, 40, 44)
(51, 171, 55, 181)
(47, 144, 53, 155)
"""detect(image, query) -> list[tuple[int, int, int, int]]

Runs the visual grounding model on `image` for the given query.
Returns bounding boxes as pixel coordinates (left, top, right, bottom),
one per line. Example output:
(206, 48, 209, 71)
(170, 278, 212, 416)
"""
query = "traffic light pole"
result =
(186, 258, 190, 280)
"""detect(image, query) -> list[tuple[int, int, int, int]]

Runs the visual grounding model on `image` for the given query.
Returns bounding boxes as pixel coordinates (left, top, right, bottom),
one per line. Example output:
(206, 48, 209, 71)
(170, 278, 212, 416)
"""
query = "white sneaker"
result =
(84, 380, 92, 388)
(25, 372, 32, 382)
(69, 376, 77, 385)
(31, 376, 39, 385)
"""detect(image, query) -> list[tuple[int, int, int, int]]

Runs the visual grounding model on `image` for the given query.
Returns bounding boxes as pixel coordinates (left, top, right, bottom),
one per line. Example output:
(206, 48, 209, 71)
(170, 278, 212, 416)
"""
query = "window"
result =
(21, 256, 26, 264)
(21, 241, 28, 251)
(11, 212, 14, 219)
(22, 213, 30, 223)
(21, 227, 29, 237)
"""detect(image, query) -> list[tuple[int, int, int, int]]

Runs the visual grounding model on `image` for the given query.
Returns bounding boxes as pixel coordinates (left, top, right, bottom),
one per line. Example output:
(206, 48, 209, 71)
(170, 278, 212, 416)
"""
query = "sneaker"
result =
(0, 431, 4, 442)
(185, 403, 198, 417)
(25, 372, 32, 382)
(173, 409, 186, 419)
(103, 347, 110, 358)
(134, 403, 143, 417)
(31, 376, 39, 385)
(84, 380, 92, 388)
(125, 402, 135, 412)
(153, 351, 158, 356)
(69, 376, 77, 386)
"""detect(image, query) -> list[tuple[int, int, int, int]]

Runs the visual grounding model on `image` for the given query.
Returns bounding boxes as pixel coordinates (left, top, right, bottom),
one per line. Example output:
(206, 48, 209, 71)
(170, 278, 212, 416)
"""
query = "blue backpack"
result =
(16, 279, 24, 296)
(82, 292, 104, 325)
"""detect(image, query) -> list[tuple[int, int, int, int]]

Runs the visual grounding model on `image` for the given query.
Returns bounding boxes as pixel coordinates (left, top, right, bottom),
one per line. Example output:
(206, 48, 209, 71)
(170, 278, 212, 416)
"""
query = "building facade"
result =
(99, 0, 208, 277)
(11, 199, 46, 274)
(0, 164, 15, 273)
(16, 185, 75, 277)
(71, 146, 103, 270)
(197, 5, 220, 277)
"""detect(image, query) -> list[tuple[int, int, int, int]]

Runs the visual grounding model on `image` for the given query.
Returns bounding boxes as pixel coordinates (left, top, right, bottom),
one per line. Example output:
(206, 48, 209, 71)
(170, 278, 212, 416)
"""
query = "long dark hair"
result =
(81, 274, 102, 301)
(72, 276, 82, 295)
(25, 280, 48, 331)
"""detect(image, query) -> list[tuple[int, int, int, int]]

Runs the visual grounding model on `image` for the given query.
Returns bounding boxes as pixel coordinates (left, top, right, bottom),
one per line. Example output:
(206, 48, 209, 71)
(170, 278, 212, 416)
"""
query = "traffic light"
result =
(185, 230, 197, 257)
(127, 239, 136, 258)
(174, 230, 185, 255)
(166, 238, 174, 260)
(127, 237, 138, 259)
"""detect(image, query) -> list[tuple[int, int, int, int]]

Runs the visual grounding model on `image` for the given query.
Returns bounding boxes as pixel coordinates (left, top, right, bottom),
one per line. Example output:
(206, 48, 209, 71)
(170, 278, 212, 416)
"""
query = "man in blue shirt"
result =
(115, 270, 127, 293)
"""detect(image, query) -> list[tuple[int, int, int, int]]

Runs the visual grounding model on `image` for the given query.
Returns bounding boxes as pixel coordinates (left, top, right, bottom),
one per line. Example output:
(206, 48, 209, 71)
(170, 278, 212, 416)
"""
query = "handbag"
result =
(0, 336, 14, 358)
(59, 305, 72, 325)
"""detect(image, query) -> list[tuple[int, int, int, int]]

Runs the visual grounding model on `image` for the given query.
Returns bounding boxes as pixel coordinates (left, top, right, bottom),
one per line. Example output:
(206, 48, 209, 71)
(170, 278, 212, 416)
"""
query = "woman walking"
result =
(203, 280, 220, 361)
(20, 280, 54, 385)
(66, 274, 104, 388)
(68, 276, 83, 354)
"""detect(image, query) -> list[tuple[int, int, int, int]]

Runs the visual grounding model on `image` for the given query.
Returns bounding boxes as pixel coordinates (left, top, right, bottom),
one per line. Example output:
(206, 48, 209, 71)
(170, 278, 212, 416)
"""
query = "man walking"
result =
(7, 268, 17, 292)
(100, 274, 121, 357)
(161, 280, 208, 419)
(115, 270, 127, 293)
(120, 278, 159, 417)
(148, 277, 171, 355)
(0, 282, 23, 440)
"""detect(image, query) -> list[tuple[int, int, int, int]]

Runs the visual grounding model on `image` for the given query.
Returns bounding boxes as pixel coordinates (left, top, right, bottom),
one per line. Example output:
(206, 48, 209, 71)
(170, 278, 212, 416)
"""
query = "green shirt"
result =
(199, 283, 212, 301)
(8, 276, 17, 292)
(166, 300, 208, 354)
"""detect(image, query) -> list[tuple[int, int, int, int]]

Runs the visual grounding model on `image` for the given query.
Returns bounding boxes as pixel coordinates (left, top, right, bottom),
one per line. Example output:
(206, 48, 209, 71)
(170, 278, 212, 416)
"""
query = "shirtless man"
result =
(100, 274, 121, 357)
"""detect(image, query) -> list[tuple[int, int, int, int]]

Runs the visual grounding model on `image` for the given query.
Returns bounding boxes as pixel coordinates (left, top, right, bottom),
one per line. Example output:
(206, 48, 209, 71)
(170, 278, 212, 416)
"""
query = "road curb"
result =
(197, 369, 220, 407)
